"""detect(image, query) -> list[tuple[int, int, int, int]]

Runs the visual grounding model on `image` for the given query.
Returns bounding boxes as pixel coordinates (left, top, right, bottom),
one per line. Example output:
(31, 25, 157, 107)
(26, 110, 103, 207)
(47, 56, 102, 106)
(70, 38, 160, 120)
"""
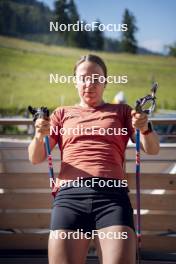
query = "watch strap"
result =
(141, 122, 153, 135)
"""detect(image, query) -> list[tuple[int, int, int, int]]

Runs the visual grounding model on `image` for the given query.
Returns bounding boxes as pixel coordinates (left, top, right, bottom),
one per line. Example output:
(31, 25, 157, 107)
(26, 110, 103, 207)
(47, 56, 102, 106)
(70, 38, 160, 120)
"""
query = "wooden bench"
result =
(0, 172, 176, 255)
(0, 139, 176, 262)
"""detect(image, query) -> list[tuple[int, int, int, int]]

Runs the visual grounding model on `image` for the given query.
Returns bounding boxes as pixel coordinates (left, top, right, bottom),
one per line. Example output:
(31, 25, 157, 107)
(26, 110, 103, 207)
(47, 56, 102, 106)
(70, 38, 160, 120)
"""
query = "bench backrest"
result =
(0, 142, 176, 253)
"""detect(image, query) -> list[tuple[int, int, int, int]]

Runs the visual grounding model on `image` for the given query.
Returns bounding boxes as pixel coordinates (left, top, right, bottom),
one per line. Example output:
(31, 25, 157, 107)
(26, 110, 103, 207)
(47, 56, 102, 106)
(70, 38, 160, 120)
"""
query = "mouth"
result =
(84, 92, 96, 97)
(84, 90, 96, 94)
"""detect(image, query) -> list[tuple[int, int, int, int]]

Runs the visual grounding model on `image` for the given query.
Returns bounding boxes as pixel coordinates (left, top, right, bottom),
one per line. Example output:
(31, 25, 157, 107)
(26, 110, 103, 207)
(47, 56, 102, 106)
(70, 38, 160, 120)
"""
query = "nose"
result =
(85, 79, 93, 88)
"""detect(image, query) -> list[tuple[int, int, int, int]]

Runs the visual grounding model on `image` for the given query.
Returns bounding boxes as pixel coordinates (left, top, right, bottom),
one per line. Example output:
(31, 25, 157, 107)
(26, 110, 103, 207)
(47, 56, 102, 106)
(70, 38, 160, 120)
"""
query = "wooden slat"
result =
(0, 213, 50, 228)
(91, 236, 176, 253)
(135, 214, 176, 232)
(126, 163, 176, 174)
(0, 213, 176, 232)
(0, 234, 175, 252)
(0, 234, 48, 249)
(0, 118, 33, 125)
(141, 236, 176, 252)
(129, 194, 176, 210)
(0, 173, 50, 188)
(0, 193, 175, 210)
(1, 173, 176, 190)
(149, 118, 176, 125)
(0, 193, 52, 209)
(126, 173, 176, 190)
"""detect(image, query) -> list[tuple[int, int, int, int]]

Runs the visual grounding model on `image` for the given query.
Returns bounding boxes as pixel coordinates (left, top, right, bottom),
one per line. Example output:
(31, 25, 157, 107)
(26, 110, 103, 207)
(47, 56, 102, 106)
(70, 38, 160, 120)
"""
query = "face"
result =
(75, 61, 106, 107)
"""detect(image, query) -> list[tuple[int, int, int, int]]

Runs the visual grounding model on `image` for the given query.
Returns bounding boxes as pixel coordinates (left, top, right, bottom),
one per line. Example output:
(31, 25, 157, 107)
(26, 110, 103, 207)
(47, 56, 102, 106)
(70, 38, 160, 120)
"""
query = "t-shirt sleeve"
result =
(49, 108, 62, 145)
(124, 104, 135, 142)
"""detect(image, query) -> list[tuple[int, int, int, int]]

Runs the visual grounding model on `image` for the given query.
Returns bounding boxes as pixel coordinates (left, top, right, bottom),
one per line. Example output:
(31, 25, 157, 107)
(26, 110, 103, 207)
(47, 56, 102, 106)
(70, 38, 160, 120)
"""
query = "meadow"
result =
(0, 35, 176, 115)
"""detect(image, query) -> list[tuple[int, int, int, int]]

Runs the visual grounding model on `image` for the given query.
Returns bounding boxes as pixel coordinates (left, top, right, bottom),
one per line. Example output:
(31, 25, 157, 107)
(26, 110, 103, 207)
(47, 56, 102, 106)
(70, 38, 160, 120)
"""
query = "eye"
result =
(81, 76, 86, 82)
(77, 75, 86, 83)
(93, 77, 98, 82)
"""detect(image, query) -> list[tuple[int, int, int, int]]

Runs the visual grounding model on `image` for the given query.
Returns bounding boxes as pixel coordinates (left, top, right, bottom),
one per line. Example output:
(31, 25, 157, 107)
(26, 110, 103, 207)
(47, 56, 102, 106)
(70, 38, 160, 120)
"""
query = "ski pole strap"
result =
(135, 82, 158, 114)
(28, 106, 49, 122)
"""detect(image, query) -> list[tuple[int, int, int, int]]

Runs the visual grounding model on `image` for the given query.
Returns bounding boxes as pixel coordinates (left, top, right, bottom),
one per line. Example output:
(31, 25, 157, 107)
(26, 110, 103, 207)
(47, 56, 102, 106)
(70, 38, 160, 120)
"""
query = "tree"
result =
(0, 0, 53, 36)
(121, 9, 138, 54)
(54, 0, 81, 47)
(76, 20, 92, 49)
(66, 0, 80, 46)
(104, 37, 121, 52)
(54, 0, 69, 24)
(91, 20, 104, 51)
(0, 1, 13, 35)
(54, 0, 93, 49)
(54, 0, 70, 40)
(67, 0, 79, 23)
(167, 42, 176, 57)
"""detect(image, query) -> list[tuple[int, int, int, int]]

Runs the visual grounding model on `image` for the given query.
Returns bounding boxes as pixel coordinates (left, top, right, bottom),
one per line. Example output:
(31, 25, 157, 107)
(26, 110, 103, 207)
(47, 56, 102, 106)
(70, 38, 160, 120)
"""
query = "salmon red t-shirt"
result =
(49, 103, 134, 181)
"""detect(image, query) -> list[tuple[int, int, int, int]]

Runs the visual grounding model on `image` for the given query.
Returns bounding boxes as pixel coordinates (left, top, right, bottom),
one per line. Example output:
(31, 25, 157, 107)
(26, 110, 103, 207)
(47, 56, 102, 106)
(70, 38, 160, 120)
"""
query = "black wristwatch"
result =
(141, 122, 153, 135)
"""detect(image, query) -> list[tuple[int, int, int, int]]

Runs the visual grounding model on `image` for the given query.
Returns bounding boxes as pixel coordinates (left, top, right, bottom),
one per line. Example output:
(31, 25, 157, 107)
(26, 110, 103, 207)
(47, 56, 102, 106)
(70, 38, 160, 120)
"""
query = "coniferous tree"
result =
(68, 0, 79, 23)
(91, 20, 104, 50)
(0, 0, 52, 36)
(67, 0, 92, 48)
(55, 0, 93, 49)
(121, 9, 138, 54)
(54, 0, 70, 40)
(55, 0, 69, 24)
(167, 42, 176, 57)
(76, 20, 92, 49)
(67, 0, 79, 46)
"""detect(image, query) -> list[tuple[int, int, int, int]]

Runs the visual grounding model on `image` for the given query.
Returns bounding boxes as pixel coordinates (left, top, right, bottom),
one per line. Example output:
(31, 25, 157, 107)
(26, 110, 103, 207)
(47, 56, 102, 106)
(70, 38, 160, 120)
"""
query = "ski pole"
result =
(28, 106, 55, 195)
(135, 127, 141, 264)
(134, 82, 158, 264)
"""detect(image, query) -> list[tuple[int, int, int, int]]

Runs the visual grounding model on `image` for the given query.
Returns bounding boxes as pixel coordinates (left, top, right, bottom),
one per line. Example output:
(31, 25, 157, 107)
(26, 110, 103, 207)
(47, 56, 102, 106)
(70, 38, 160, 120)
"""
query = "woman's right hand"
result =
(34, 117, 50, 141)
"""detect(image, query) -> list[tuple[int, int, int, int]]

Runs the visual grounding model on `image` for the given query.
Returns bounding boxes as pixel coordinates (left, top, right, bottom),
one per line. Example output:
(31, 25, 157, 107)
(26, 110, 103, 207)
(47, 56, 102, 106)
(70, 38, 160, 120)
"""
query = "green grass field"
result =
(0, 35, 176, 115)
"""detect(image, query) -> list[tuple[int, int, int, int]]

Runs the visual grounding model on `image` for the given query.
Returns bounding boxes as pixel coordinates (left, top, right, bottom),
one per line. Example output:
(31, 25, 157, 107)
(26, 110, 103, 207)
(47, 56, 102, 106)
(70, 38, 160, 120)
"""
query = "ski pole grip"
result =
(28, 106, 49, 122)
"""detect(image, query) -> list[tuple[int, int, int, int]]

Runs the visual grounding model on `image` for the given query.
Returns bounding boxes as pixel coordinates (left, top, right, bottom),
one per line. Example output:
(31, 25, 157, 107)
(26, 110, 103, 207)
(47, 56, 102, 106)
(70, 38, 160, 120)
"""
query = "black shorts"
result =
(50, 177, 135, 234)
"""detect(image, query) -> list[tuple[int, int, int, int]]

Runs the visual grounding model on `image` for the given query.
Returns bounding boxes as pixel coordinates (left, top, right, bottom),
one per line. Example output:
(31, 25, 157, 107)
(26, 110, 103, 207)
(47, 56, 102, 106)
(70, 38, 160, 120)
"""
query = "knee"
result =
(102, 249, 136, 264)
(48, 239, 68, 264)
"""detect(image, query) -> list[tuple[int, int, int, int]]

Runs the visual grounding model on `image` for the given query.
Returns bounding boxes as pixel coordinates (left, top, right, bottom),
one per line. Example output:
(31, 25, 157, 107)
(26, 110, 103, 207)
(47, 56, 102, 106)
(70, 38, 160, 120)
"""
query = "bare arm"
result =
(131, 130, 160, 155)
(28, 118, 57, 164)
(131, 110, 160, 155)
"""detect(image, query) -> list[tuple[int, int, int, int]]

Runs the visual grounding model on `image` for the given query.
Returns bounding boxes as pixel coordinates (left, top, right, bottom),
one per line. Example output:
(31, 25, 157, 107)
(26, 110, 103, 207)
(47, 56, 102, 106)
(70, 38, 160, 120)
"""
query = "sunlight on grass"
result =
(0, 36, 176, 114)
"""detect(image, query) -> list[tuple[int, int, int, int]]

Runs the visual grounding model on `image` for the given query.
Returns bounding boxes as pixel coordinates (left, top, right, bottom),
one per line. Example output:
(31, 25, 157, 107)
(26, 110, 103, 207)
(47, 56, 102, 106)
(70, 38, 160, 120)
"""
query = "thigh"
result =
(94, 225, 136, 264)
(48, 229, 91, 264)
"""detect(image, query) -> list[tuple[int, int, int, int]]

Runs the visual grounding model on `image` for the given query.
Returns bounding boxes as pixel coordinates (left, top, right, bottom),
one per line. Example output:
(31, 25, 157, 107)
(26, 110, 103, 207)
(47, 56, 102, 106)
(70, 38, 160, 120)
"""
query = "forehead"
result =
(75, 61, 104, 76)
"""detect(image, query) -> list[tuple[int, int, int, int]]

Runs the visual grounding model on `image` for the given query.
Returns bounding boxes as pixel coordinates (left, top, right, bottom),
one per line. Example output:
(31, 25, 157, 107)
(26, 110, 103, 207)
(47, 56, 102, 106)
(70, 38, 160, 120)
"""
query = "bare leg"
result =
(94, 225, 136, 264)
(48, 229, 91, 264)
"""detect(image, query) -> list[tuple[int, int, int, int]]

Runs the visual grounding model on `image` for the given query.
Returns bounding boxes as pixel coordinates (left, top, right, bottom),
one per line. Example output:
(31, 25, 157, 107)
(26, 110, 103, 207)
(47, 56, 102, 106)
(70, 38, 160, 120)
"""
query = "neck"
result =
(79, 100, 105, 108)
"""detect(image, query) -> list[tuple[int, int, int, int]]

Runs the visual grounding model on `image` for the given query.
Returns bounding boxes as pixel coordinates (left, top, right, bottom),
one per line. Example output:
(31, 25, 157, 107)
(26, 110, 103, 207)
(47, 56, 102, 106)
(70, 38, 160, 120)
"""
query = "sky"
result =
(40, 0, 176, 53)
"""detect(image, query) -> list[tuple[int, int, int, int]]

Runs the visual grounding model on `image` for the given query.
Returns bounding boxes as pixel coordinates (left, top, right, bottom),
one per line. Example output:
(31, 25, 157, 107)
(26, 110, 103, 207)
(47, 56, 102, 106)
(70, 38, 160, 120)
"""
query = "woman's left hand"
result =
(131, 109, 148, 133)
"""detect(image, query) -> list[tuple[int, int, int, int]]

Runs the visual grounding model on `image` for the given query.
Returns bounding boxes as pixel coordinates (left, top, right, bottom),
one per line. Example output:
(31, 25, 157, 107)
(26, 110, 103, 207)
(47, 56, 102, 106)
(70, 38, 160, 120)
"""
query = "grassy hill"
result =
(0, 35, 176, 115)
